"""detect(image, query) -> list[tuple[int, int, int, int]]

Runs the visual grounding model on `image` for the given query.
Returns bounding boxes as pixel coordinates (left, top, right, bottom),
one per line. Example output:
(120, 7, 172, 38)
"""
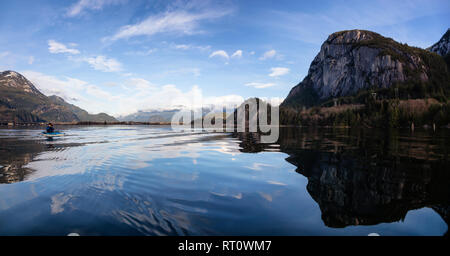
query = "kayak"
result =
(42, 131, 65, 137)
(42, 132, 64, 137)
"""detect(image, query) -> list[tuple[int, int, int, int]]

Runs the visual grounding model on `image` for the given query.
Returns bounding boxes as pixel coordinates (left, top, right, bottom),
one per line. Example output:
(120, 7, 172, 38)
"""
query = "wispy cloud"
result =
(175, 44, 192, 50)
(259, 50, 276, 60)
(22, 70, 118, 114)
(82, 55, 122, 72)
(269, 67, 289, 77)
(115, 83, 244, 116)
(48, 39, 122, 72)
(67, 0, 128, 17)
(22, 70, 279, 116)
(124, 49, 157, 56)
(209, 49, 243, 60)
(173, 44, 211, 51)
(245, 82, 276, 89)
(0, 51, 10, 59)
(48, 40, 80, 55)
(107, 8, 232, 41)
(231, 50, 242, 59)
(162, 67, 201, 78)
(21, 70, 89, 102)
(124, 78, 157, 91)
(209, 50, 229, 59)
(28, 56, 35, 65)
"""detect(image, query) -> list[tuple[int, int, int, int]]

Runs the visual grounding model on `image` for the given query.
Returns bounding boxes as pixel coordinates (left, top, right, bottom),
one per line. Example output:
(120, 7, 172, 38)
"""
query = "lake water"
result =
(0, 126, 448, 236)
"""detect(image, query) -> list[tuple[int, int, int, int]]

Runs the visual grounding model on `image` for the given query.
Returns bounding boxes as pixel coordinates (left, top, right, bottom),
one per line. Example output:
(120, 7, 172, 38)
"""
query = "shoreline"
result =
(1, 122, 449, 130)
(0, 121, 174, 126)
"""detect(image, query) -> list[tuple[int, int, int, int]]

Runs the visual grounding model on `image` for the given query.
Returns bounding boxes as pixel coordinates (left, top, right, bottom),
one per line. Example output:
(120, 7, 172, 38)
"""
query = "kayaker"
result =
(46, 123, 54, 133)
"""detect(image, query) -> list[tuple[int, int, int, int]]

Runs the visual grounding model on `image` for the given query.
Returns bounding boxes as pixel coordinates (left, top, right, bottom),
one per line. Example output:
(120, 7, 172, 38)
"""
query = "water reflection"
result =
(0, 135, 45, 183)
(0, 126, 448, 235)
(0, 131, 84, 184)
(233, 128, 450, 233)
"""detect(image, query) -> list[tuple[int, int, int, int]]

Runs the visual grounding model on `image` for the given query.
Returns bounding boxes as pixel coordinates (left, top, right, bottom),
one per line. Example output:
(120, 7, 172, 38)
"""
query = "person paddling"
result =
(46, 123, 55, 133)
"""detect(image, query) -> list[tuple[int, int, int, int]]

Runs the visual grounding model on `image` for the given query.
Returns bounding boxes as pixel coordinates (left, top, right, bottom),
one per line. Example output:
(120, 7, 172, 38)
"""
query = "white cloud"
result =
(231, 50, 242, 59)
(48, 40, 122, 72)
(20, 70, 245, 116)
(269, 67, 290, 77)
(114, 84, 244, 116)
(174, 44, 211, 51)
(48, 40, 80, 55)
(21, 70, 119, 115)
(175, 44, 191, 50)
(124, 78, 157, 91)
(82, 55, 122, 72)
(21, 71, 88, 101)
(249, 51, 255, 55)
(124, 48, 156, 56)
(245, 82, 276, 89)
(209, 50, 229, 59)
(108, 9, 231, 41)
(0, 51, 10, 58)
(162, 68, 201, 77)
(67, 0, 128, 17)
(259, 50, 277, 60)
(28, 56, 35, 65)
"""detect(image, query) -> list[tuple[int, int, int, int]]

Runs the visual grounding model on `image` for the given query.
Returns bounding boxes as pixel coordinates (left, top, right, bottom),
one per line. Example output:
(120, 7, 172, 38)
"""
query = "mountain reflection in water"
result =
(0, 126, 448, 235)
(233, 128, 449, 233)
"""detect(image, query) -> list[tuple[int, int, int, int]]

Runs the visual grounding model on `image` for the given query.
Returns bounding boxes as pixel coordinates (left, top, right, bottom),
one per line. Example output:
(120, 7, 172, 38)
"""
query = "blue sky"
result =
(0, 0, 449, 116)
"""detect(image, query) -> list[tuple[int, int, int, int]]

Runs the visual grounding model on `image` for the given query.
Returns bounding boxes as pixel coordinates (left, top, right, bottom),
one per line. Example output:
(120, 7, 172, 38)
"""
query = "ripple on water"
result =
(0, 126, 448, 236)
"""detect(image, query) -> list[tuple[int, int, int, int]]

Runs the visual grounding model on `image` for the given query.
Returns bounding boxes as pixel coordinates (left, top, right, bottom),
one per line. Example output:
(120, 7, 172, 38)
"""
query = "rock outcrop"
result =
(429, 29, 450, 57)
(282, 30, 448, 108)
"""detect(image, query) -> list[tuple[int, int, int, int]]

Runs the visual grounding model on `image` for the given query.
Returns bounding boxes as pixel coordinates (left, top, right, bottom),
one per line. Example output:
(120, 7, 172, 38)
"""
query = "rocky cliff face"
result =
(282, 30, 448, 108)
(429, 29, 450, 56)
(0, 70, 117, 123)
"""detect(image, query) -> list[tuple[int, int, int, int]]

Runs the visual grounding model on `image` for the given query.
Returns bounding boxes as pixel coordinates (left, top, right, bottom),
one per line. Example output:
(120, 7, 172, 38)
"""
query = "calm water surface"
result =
(0, 126, 448, 235)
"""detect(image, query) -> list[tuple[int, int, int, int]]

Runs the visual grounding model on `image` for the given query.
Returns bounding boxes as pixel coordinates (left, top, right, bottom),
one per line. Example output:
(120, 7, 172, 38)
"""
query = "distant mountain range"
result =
(117, 109, 180, 123)
(118, 106, 224, 123)
(0, 71, 117, 123)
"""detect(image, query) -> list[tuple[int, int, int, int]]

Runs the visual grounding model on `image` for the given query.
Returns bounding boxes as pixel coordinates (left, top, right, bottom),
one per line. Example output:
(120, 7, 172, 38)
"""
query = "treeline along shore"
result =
(0, 121, 174, 126)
